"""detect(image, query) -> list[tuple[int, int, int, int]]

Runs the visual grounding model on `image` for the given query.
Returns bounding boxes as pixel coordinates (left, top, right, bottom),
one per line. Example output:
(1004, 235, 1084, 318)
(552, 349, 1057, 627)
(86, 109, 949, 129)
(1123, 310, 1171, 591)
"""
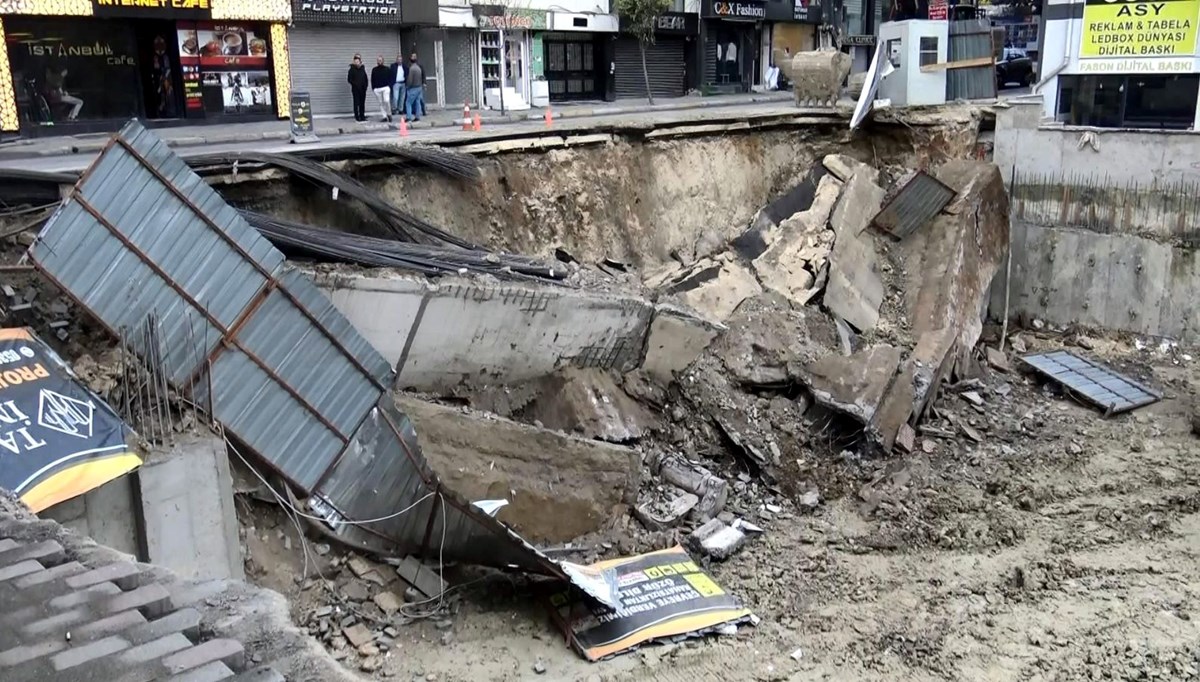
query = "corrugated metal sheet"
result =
(872, 171, 957, 239)
(946, 19, 996, 101)
(1022, 351, 1162, 415)
(28, 121, 598, 593)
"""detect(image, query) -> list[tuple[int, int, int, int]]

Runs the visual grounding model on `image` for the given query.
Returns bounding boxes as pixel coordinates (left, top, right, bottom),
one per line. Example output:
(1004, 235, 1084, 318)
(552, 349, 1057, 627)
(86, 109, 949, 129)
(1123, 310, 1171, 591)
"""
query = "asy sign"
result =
(1080, 0, 1200, 58)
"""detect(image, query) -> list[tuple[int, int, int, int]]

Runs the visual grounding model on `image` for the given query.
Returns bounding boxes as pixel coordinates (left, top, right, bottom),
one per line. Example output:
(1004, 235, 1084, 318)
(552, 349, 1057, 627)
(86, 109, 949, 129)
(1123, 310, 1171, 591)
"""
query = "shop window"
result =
(1057, 74, 1198, 130)
(176, 21, 273, 117)
(4, 17, 141, 126)
(918, 37, 938, 67)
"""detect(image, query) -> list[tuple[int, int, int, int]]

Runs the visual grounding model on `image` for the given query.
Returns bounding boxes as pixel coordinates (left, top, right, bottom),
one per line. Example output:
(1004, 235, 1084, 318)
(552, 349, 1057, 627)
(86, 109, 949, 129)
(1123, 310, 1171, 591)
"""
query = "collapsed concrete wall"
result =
(397, 396, 642, 544)
(309, 269, 655, 389)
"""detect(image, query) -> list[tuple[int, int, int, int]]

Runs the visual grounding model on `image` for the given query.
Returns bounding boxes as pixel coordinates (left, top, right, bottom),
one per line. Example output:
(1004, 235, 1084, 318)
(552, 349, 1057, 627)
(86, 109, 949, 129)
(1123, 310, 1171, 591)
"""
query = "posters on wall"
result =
(176, 22, 272, 115)
(1080, 0, 1200, 64)
(0, 328, 140, 513)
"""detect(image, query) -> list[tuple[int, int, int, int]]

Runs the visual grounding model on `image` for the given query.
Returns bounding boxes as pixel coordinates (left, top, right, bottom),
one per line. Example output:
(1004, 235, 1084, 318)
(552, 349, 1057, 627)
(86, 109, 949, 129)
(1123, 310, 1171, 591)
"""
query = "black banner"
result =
(0, 329, 139, 512)
(551, 546, 752, 660)
(293, 0, 401, 24)
(290, 90, 315, 137)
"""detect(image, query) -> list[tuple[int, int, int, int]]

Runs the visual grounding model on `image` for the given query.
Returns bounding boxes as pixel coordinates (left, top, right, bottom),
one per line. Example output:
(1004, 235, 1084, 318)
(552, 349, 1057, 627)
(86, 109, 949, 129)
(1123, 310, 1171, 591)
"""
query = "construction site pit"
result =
(2, 107, 1199, 682)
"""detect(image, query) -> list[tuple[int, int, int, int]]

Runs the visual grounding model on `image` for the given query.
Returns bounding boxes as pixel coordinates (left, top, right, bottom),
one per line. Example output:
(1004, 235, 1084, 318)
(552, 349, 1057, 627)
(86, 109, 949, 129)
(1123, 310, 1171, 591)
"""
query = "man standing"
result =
(370, 55, 392, 122)
(404, 52, 424, 122)
(346, 54, 368, 122)
(389, 53, 405, 116)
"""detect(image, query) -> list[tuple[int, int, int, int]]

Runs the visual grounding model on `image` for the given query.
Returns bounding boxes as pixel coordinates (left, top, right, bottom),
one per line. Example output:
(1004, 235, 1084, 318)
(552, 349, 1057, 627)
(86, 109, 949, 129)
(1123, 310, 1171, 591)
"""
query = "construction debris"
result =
(687, 518, 747, 560)
(1022, 351, 1162, 415)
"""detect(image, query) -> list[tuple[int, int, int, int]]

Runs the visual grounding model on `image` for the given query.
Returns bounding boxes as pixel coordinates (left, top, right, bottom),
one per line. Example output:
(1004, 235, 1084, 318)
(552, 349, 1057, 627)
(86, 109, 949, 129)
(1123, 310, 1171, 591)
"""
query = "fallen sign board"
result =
(0, 328, 140, 511)
(550, 545, 753, 661)
(871, 170, 957, 240)
(1022, 351, 1162, 415)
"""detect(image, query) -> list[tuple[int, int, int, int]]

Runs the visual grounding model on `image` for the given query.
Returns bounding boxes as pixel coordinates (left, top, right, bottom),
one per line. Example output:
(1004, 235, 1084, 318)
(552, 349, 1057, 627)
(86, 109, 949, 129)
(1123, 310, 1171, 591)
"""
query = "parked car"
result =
(997, 49, 1035, 89)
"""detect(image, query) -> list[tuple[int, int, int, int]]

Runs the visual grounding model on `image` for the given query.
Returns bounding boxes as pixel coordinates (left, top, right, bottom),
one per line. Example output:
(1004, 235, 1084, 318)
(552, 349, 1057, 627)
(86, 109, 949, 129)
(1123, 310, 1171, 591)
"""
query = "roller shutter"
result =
(288, 25, 401, 117)
(613, 37, 686, 100)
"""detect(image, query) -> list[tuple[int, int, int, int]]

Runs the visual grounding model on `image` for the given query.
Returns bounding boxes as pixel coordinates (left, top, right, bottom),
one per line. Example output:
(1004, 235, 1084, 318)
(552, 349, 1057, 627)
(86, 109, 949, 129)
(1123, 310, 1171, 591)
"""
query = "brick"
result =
(126, 607, 201, 645)
(49, 636, 130, 671)
(14, 561, 86, 588)
(73, 610, 148, 640)
(105, 584, 172, 619)
(0, 639, 66, 667)
(49, 582, 121, 609)
(66, 563, 141, 591)
(163, 639, 244, 674)
(165, 661, 234, 682)
(0, 540, 65, 568)
(119, 633, 193, 663)
(23, 607, 89, 637)
(342, 623, 372, 648)
(0, 559, 43, 582)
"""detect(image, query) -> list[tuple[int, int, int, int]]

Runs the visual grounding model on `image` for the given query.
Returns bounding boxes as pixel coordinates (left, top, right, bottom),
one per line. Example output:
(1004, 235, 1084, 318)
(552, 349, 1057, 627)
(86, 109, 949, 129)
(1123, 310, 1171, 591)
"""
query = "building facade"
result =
(0, 0, 293, 136)
(614, 11, 698, 99)
(1039, 0, 1200, 129)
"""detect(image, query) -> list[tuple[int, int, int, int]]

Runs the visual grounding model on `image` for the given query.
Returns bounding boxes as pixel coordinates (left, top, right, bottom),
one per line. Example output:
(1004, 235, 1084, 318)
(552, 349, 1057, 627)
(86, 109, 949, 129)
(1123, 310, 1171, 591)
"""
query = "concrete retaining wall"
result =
(41, 477, 139, 559)
(309, 270, 659, 390)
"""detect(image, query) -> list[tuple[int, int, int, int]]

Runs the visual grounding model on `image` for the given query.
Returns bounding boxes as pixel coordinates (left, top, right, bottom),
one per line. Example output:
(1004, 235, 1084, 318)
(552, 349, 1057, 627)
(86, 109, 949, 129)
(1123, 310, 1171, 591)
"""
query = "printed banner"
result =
(0, 328, 140, 512)
(551, 545, 753, 661)
(1080, 0, 1200, 58)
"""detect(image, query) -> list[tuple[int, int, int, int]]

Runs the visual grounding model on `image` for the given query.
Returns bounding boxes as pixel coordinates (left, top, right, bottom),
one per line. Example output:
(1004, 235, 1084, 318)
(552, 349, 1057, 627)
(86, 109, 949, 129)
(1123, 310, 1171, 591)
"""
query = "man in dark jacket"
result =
(404, 53, 425, 122)
(370, 55, 393, 122)
(346, 54, 368, 122)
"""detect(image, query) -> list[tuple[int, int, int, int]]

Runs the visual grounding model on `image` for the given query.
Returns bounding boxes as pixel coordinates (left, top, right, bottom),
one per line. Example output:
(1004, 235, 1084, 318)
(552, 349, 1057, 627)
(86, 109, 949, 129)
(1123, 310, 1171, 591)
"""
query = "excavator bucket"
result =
(788, 49, 852, 108)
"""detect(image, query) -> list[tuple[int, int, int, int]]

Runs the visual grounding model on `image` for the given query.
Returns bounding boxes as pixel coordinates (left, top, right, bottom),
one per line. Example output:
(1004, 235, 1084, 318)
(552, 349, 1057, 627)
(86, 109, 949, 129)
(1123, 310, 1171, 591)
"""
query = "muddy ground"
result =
(238, 331, 1200, 682)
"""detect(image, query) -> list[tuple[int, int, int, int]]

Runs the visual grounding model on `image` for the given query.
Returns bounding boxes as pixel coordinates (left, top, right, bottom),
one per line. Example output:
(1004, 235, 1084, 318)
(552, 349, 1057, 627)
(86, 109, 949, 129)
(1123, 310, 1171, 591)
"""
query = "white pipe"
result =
(1032, 5, 1075, 95)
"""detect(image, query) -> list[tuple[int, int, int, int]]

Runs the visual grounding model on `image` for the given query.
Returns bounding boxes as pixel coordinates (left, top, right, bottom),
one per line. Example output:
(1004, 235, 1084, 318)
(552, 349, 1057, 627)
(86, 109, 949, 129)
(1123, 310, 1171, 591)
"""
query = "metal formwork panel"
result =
(872, 171, 957, 239)
(30, 120, 393, 495)
(1022, 351, 1162, 415)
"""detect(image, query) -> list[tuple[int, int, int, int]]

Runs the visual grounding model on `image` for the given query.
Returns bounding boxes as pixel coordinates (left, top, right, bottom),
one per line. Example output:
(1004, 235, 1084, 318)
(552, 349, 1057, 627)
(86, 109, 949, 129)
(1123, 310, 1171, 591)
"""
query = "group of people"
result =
(347, 52, 425, 123)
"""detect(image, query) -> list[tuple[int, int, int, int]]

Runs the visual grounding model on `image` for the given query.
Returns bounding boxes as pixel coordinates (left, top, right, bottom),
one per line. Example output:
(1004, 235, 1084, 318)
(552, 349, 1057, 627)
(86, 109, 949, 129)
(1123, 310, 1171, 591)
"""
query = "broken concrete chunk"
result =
(634, 489, 699, 531)
(643, 304, 724, 384)
(511, 368, 656, 444)
(986, 347, 1011, 373)
(687, 519, 746, 561)
(658, 458, 729, 522)
(824, 172, 887, 333)
(822, 154, 877, 184)
(398, 396, 641, 544)
(798, 344, 902, 425)
(752, 175, 843, 309)
(668, 259, 763, 322)
(710, 294, 840, 387)
(342, 624, 373, 649)
(373, 591, 403, 616)
(391, 555, 448, 600)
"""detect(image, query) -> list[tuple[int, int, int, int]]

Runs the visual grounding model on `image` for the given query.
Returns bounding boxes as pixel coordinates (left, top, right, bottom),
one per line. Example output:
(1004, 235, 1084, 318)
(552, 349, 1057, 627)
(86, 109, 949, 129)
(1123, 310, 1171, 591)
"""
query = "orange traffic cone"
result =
(472, 113, 481, 132)
(462, 102, 472, 131)
(399, 116, 408, 138)
(544, 106, 553, 128)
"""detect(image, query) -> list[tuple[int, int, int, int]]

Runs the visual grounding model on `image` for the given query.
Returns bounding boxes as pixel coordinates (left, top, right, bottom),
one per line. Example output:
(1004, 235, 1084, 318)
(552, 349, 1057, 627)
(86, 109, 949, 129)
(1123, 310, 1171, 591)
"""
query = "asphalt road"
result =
(0, 102, 817, 175)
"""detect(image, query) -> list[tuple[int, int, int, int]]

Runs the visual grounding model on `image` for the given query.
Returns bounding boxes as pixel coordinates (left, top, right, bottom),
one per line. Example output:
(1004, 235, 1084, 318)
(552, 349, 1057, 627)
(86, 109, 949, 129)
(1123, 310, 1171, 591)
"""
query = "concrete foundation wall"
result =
(994, 101, 1200, 186)
(138, 436, 244, 582)
(41, 475, 139, 558)
(310, 270, 656, 390)
(991, 222, 1200, 342)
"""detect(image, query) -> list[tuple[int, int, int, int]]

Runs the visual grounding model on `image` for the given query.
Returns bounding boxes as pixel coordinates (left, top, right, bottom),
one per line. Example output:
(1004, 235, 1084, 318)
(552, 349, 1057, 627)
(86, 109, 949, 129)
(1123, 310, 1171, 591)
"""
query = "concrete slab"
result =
(642, 305, 724, 383)
(669, 260, 763, 322)
(397, 396, 641, 544)
(752, 174, 843, 308)
(797, 345, 902, 424)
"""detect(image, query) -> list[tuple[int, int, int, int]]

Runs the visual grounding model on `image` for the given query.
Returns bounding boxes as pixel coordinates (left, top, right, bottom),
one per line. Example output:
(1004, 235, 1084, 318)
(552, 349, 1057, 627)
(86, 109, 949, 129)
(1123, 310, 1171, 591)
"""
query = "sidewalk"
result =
(0, 92, 792, 161)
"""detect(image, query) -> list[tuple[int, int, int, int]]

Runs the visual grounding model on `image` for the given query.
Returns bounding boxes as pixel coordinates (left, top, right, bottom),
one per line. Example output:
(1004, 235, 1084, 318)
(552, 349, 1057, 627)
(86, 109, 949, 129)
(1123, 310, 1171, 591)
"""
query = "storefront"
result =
(614, 12, 697, 100)
(0, 0, 292, 136)
(763, 0, 820, 85)
(540, 12, 616, 102)
(474, 7, 546, 110)
(288, 0, 401, 117)
(1041, 0, 1200, 129)
(700, 0, 766, 93)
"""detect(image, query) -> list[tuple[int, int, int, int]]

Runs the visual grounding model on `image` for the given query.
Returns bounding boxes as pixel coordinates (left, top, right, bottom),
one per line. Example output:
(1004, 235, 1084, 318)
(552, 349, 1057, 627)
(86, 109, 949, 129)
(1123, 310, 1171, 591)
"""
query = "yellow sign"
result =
(1081, 0, 1200, 58)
